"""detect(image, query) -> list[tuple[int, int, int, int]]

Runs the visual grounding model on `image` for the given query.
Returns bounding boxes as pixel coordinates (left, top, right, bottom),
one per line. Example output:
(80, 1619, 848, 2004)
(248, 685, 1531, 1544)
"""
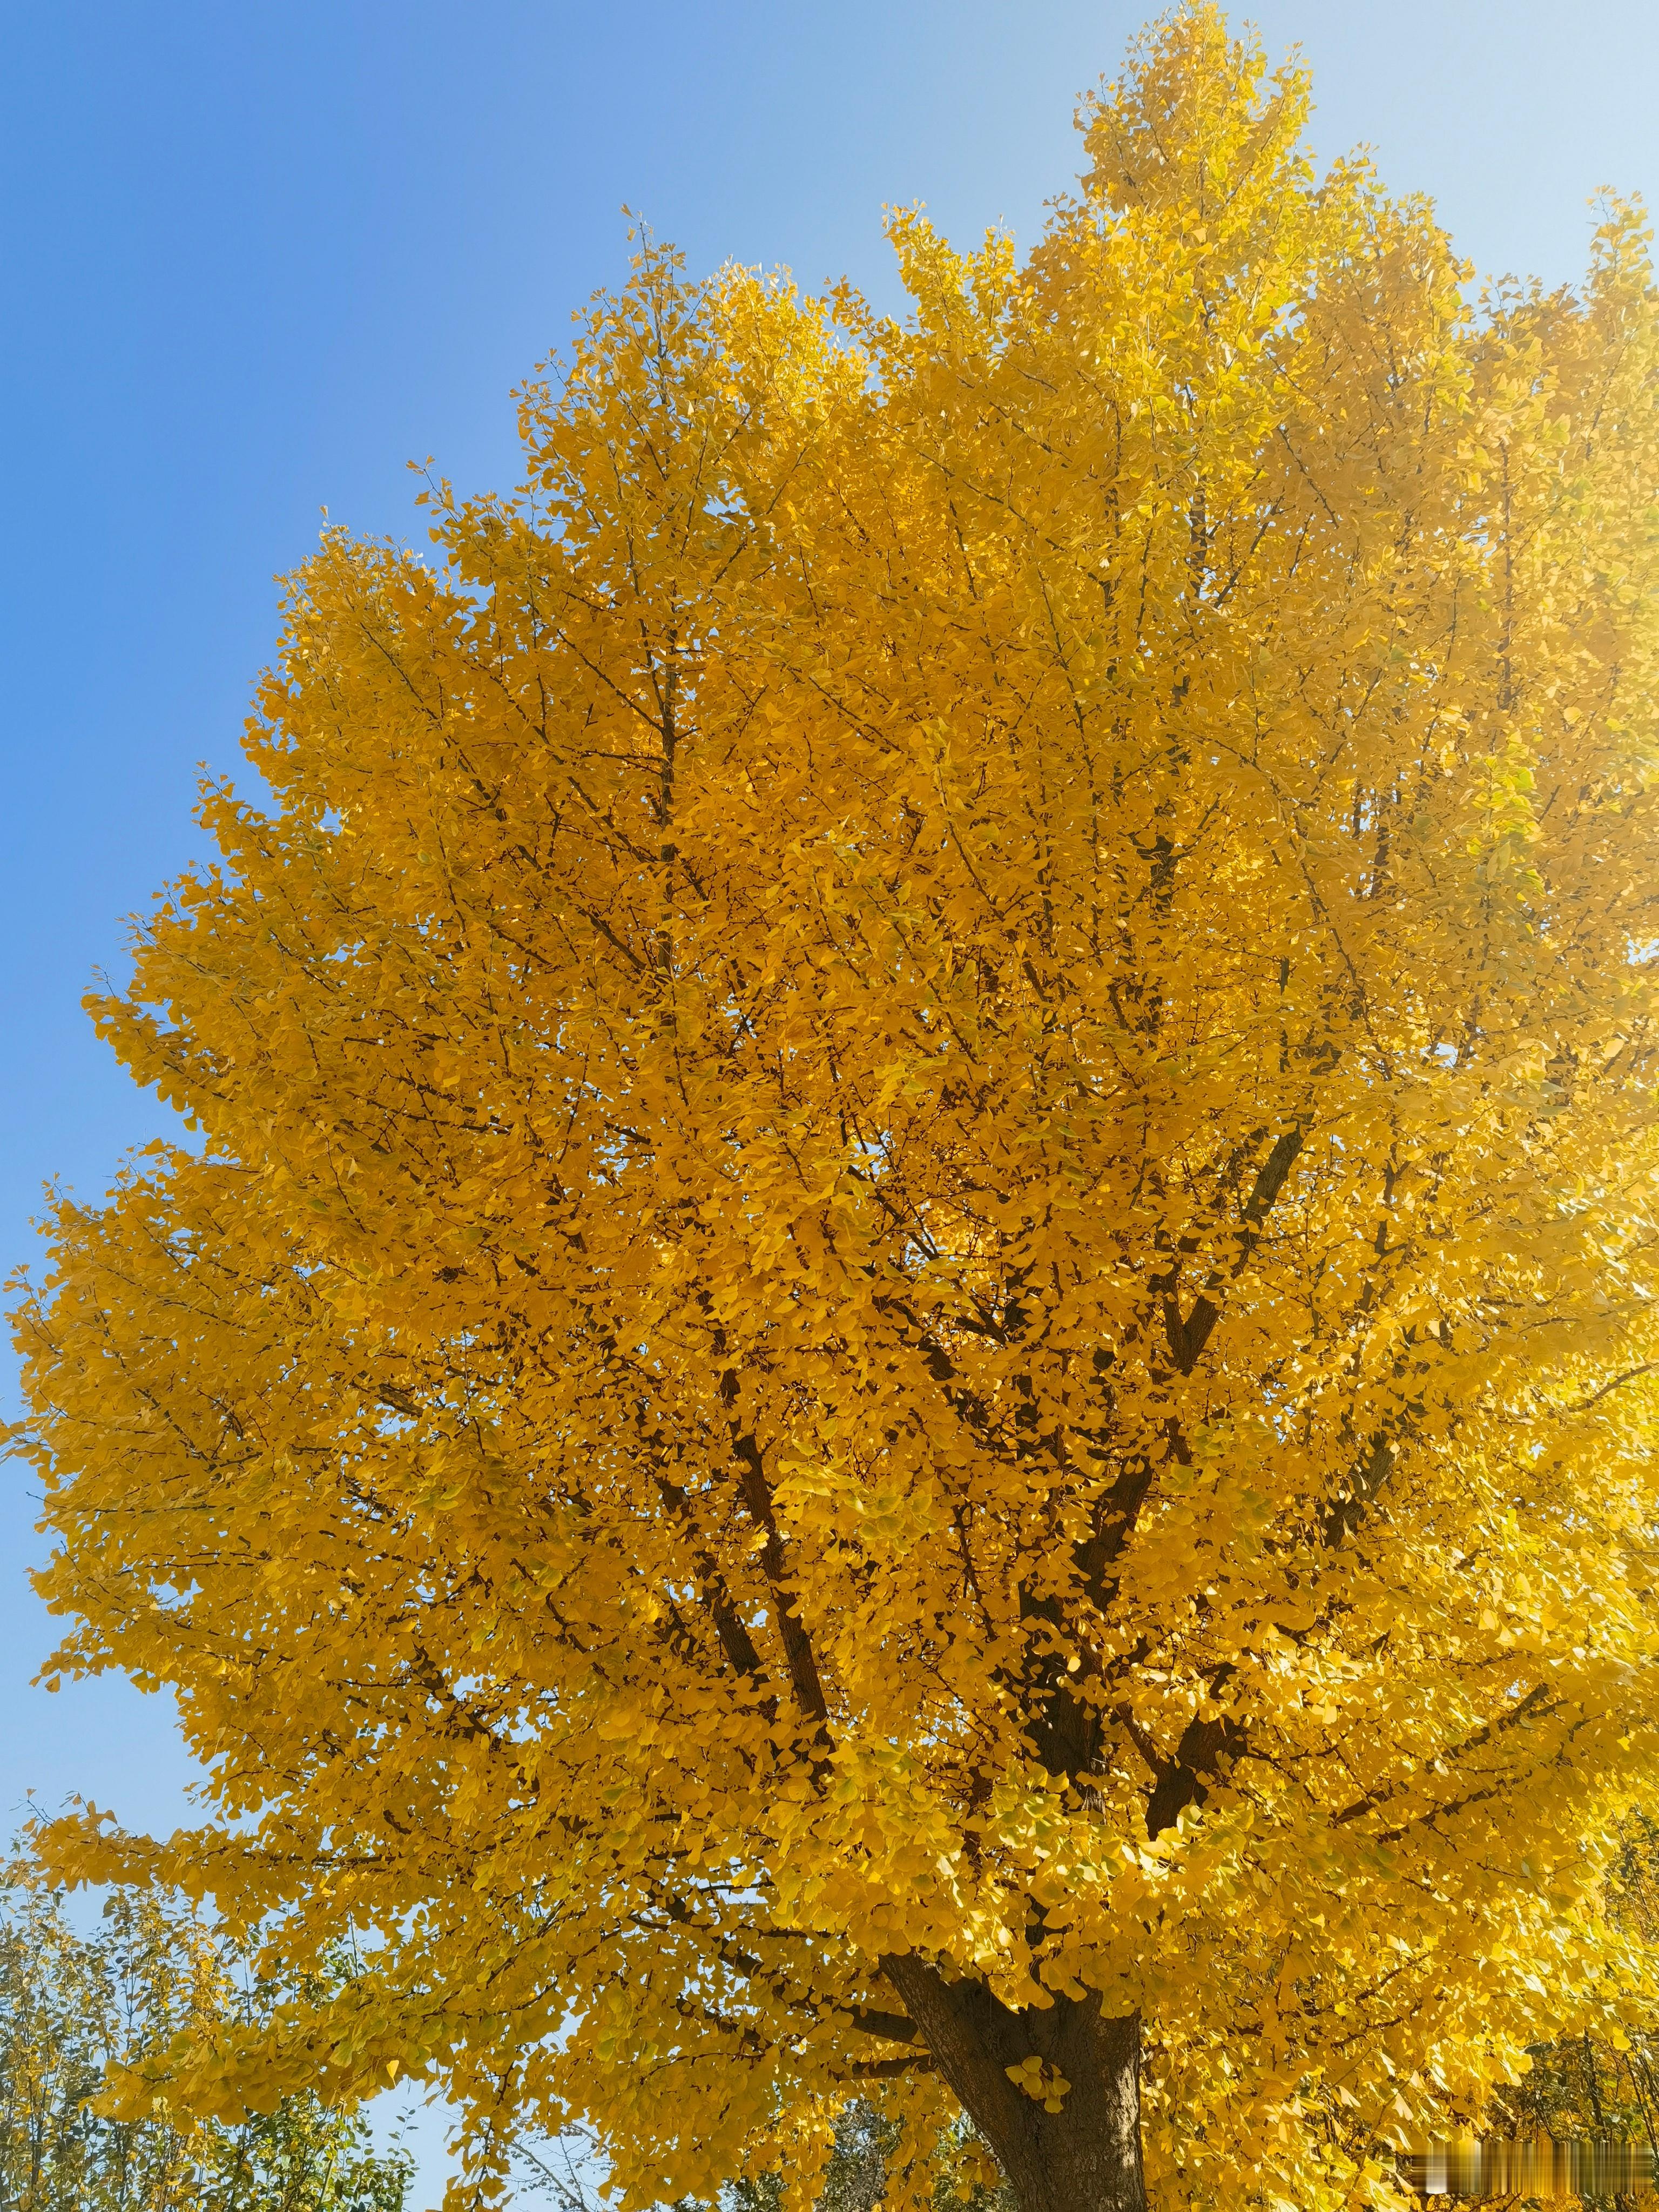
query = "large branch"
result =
(726, 1422, 830, 1727)
(652, 1474, 768, 1687)
(1162, 1125, 1304, 1374)
(1142, 1707, 1247, 1838)
(652, 1889, 925, 2058)
(1320, 1431, 1395, 1548)
(1123, 1422, 1394, 1829)
(1333, 1681, 1556, 1831)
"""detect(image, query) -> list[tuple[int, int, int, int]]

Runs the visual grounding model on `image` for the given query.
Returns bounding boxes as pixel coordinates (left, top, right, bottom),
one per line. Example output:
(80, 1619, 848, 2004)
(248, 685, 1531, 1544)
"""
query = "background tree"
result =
(514, 2107, 1010, 2212)
(11, 6, 1659, 2210)
(1489, 1816, 1659, 2159)
(720, 2106, 1010, 2212)
(0, 1870, 412, 2211)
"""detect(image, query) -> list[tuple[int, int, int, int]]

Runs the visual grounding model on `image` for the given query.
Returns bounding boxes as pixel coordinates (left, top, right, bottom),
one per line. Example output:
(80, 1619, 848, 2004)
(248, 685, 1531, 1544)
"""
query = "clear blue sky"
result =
(3, 2, 1655, 2199)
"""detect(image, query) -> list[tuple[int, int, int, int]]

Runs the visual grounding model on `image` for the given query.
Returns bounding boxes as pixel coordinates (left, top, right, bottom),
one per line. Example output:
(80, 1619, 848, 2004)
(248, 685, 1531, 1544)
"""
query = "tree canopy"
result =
(13, 9, 1659, 2209)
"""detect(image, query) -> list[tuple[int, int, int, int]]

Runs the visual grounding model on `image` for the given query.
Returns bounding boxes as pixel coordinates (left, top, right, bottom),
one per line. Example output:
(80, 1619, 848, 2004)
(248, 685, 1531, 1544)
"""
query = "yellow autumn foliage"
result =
(14, 10, 1659, 2210)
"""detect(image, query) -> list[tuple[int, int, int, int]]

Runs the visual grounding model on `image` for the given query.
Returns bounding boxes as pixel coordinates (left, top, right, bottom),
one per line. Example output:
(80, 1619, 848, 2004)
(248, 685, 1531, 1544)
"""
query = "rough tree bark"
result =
(879, 1955, 1147, 2212)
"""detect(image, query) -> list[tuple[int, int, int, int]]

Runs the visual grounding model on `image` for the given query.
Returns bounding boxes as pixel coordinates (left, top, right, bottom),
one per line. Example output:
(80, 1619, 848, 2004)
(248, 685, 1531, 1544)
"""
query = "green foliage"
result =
(514, 2106, 1014, 2212)
(1488, 1817, 1659, 2160)
(719, 2105, 1013, 2212)
(0, 1871, 412, 2211)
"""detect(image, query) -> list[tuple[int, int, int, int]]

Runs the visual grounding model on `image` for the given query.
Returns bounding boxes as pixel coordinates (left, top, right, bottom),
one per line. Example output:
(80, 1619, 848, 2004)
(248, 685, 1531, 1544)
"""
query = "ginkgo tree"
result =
(13, 9, 1659, 2211)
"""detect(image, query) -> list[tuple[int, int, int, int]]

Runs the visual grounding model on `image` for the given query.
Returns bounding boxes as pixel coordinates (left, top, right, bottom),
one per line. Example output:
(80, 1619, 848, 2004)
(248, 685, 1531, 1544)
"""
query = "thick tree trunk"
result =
(880, 1955, 1147, 2212)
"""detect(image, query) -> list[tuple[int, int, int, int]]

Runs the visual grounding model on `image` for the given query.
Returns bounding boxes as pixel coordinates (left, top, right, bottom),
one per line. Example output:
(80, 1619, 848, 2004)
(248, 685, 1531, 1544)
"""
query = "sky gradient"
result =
(3, 4, 1656, 2199)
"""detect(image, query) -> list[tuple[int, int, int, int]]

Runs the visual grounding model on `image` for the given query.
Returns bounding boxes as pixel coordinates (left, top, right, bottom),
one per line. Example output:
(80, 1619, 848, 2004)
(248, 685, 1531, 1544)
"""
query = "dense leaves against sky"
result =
(13, 6, 1659, 2209)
